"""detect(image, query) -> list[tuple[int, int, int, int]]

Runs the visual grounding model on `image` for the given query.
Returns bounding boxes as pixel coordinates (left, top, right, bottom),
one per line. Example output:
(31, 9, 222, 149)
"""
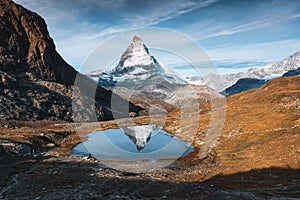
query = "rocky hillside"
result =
(222, 78, 267, 96)
(0, 0, 141, 121)
(284, 67, 300, 77)
(165, 73, 300, 182)
(173, 73, 300, 146)
(0, 0, 77, 85)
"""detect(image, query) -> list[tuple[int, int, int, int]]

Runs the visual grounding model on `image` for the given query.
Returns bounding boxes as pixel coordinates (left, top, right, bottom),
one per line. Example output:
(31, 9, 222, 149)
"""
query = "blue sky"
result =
(15, 0, 300, 74)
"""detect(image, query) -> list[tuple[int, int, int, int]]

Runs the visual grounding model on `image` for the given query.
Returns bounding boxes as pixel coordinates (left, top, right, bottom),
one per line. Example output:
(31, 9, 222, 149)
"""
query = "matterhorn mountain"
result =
(96, 36, 222, 107)
(98, 36, 187, 98)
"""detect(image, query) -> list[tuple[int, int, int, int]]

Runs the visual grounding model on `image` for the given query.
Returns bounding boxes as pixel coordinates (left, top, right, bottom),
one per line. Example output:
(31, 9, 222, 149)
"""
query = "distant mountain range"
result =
(221, 52, 300, 96)
(89, 36, 300, 99)
(186, 50, 300, 93)
(222, 78, 267, 96)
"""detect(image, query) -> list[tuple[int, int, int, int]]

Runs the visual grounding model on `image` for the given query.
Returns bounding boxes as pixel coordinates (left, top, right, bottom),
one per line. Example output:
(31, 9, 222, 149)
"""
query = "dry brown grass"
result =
(1, 75, 299, 181)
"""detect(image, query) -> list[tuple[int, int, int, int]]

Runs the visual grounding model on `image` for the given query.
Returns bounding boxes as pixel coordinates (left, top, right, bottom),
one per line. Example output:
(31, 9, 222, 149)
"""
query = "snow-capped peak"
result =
(98, 35, 187, 91)
(113, 35, 155, 73)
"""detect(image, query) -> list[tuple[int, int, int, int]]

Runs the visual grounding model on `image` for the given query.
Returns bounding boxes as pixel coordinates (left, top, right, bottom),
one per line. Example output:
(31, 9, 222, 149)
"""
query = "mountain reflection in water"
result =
(123, 124, 160, 151)
(72, 125, 194, 161)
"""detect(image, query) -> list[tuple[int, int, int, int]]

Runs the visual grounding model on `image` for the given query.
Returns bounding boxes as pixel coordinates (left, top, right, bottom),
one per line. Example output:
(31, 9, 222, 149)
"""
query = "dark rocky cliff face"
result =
(0, 0, 141, 121)
(283, 67, 300, 77)
(222, 78, 267, 96)
(0, 0, 77, 85)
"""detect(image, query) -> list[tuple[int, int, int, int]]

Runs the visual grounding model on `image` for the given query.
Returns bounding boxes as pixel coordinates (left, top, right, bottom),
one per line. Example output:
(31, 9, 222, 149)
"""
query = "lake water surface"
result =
(72, 125, 194, 161)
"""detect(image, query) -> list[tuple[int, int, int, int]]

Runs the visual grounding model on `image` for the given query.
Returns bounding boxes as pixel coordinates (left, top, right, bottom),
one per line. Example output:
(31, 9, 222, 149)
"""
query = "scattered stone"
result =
(46, 143, 56, 148)
(0, 139, 32, 155)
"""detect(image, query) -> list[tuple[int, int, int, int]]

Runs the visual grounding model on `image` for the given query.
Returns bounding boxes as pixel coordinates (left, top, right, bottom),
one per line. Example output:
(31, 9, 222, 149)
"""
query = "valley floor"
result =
(0, 118, 300, 199)
(1, 153, 300, 199)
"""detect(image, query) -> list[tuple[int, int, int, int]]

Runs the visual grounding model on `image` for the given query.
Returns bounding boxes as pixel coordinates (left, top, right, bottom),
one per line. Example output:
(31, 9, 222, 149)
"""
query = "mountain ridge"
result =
(0, 0, 142, 121)
(0, 0, 77, 85)
(283, 67, 300, 77)
(187, 50, 300, 92)
(96, 36, 222, 107)
(98, 35, 187, 90)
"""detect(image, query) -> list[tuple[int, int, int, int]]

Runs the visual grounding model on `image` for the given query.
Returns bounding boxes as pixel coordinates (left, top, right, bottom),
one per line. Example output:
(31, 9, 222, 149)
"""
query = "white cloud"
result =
(123, 0, 219, 28)
(13, 0, 300, 70)
(14, 0, 220, 68)
(199, 13, 300, 40)
(176, 0, 300, 41)
(207, 39, 300, 62)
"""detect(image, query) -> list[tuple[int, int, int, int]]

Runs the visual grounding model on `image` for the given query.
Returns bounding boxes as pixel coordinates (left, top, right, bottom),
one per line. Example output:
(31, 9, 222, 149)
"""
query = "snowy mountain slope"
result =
(187, 50, 300, 91)
(88, 35, 223, 108)
(98, 35, 187, 91)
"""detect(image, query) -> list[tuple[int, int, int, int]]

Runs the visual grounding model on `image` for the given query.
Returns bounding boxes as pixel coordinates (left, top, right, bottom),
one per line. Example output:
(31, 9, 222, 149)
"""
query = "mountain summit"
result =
(113, 35, 154, 72)
(97, 36, 222, 108)
(98, 36, 187, 92)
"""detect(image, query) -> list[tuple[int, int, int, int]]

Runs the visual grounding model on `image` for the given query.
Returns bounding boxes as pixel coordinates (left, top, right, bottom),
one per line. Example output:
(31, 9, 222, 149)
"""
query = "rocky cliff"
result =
(222, 78, 267, 96)
(0, 0, 141, 121)
(283, 67, 300, 77)
(0, 0, 77, 85)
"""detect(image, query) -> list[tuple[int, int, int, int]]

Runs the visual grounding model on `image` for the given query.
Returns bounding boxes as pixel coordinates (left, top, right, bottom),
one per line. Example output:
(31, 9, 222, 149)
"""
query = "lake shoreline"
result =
(1, 118, 300, 198)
